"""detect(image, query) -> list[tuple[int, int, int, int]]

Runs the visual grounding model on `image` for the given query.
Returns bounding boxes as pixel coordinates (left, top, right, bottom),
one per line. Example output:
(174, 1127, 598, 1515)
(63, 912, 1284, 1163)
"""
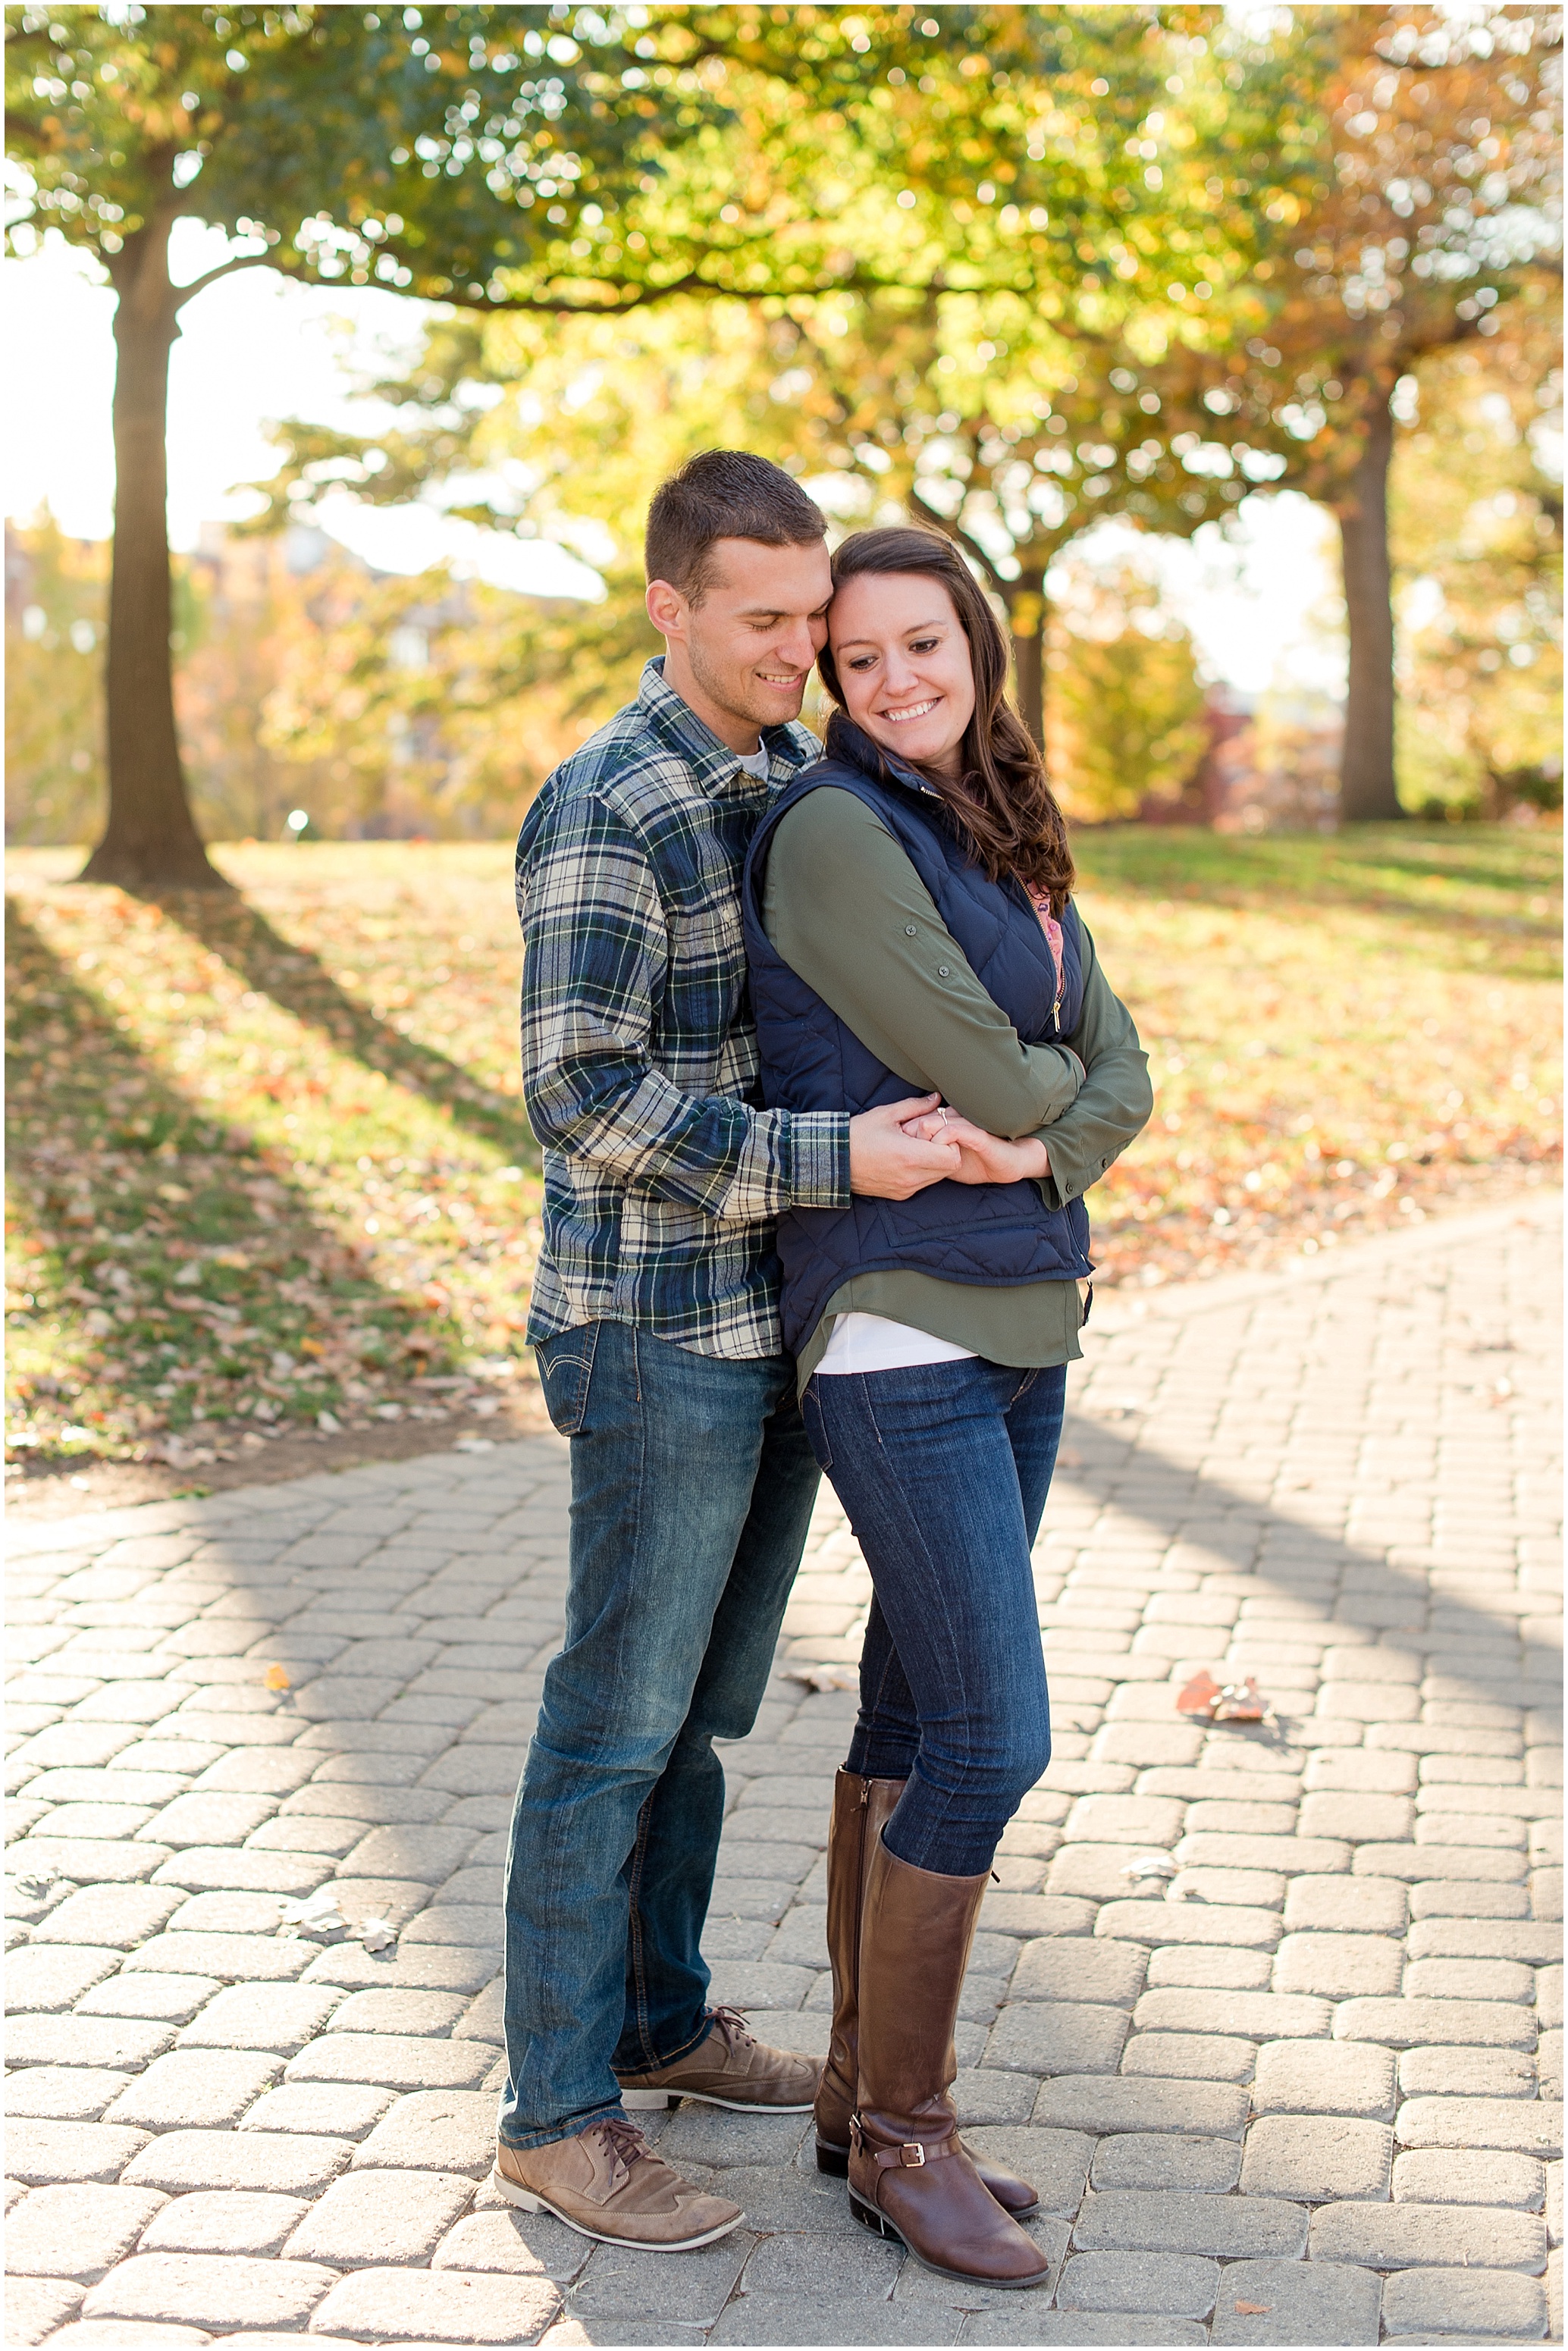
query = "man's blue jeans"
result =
(498, 1321, 820, 2149)
(801, 1359, 1064, 1879)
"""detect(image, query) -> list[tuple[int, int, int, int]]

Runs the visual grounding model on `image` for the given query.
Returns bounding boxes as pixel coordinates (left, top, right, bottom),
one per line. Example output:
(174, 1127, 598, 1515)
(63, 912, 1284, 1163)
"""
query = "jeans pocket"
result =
(800, 1378, 833, 1472)
(534, 1324, 601, 1437)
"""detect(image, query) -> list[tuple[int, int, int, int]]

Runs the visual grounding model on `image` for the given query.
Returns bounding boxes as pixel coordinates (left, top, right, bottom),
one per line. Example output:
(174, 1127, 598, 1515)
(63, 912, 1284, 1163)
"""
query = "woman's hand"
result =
(849, 1095, 962, 1197)
(902, 1108, 1050, 1186)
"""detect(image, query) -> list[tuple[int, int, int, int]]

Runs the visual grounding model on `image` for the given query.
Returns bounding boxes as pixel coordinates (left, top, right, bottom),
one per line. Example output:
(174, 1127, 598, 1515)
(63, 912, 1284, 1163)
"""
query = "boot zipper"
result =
(853, 1779, 870, 1968)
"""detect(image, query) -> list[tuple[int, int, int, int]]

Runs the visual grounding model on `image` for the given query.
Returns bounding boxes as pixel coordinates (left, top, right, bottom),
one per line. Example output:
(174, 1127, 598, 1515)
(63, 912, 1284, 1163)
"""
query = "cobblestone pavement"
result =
(5, 1194, 1562, 2350)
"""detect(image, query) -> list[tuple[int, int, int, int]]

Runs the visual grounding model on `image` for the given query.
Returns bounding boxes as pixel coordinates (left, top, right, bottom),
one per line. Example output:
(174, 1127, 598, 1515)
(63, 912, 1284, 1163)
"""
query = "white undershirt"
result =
(735, 747, 771, 780)
(815, 1311, 978, 1376)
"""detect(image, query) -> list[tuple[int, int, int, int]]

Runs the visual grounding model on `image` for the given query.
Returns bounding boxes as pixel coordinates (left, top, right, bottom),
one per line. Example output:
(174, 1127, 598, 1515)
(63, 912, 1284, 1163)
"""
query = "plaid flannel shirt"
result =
(516, 659, 852, 1359)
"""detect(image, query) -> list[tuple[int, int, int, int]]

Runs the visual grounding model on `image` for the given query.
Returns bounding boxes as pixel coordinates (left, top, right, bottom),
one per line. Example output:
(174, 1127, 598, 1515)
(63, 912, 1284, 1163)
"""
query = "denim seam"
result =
(622, 1788, 657, 2070)
(616, 1324, 654, 2066)
(618, 2008, 715, 2081)
(851, 1625, 921, 1782)
(858, 1369, 883, 1450)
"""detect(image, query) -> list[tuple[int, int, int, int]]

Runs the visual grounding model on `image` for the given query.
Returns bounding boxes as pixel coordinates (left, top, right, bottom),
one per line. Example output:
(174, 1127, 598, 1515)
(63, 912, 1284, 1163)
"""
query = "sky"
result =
(5, 226, 1347, 699)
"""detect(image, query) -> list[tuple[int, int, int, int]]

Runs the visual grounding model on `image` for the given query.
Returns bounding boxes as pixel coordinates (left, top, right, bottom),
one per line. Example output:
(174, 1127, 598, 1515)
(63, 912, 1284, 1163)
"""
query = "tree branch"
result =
(908, 484, 1007, 591)
(171, 249, 278, 312)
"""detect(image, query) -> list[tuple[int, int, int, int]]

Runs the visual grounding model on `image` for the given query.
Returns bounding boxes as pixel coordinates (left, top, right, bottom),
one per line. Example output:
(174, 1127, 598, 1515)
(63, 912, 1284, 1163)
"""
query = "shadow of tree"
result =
(152, 886, 534, 1161)
(6, 898, 452, 1462)
(1052, 1401, 1552, 1718)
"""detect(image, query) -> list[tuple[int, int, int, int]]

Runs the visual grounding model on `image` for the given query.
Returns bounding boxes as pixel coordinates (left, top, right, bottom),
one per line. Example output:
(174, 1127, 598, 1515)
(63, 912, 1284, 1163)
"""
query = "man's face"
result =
(647, 535, 833, 747)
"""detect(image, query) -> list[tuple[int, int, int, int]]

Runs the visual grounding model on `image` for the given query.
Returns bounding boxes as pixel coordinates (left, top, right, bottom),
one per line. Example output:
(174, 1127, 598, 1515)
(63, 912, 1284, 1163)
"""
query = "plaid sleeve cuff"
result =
(782, 1111, 852, 1210)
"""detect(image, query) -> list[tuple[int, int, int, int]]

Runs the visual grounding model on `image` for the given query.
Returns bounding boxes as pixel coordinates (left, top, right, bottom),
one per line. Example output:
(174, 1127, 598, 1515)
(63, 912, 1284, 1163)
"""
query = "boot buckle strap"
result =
(874, 2136, 956, 2174)
(851, 2114, 955, 2173)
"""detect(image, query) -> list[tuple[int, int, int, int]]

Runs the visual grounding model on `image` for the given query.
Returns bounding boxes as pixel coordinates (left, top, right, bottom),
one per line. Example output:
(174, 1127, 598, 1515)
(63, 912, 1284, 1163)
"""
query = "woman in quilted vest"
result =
(742, 526, 1152, 2288)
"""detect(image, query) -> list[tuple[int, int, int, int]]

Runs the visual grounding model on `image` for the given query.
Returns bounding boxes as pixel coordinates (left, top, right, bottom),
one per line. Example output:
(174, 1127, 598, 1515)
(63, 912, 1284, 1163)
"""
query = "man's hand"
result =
(903, 1108, 1049, 1187)
(848, 1094, 962, 1199)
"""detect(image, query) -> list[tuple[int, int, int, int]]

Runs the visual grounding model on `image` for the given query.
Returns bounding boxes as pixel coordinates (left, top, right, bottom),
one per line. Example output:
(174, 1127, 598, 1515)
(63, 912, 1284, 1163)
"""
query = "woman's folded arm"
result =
(762, 788, 1084, 1139)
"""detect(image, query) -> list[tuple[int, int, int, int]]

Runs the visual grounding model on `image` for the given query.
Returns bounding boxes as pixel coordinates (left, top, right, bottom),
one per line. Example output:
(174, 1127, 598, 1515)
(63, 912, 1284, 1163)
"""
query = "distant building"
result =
(1146, 685, 1344, 832)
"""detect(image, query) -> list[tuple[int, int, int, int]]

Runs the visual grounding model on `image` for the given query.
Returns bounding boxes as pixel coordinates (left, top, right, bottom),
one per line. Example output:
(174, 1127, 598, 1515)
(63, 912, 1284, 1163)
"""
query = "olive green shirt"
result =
(762, 787, 1154, 1385)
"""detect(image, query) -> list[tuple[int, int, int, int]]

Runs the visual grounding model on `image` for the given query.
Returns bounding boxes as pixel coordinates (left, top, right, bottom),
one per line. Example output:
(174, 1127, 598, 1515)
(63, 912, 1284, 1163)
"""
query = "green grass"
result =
(6, 827, 1561, 1472)
(1073, 822, 1562, 981)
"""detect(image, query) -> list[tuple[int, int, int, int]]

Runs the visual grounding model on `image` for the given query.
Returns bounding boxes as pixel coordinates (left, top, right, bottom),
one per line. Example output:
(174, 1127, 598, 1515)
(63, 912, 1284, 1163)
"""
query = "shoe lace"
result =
(594, 2115, 654, 2186)
(707, 2004, 757, 2053)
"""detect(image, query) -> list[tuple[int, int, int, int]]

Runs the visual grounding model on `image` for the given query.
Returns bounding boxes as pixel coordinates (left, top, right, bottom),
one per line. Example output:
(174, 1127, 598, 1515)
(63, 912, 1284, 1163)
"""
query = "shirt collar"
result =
(636, 657, 817, 788)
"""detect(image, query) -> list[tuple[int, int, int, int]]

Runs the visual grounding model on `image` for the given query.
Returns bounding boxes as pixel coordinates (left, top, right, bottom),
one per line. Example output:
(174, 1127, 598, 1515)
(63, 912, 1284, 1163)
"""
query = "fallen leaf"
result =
(9, 839, 1557, 1465)
(1234, 2302, 1272, 2316)
(278, 1891, 347, 1941)
(1214, 1676, 1269, 1723)
(1121, 1853, 1179, 1882)
(1177, 1669, 1221, 1717)
(263, 1663, 292, 1691)
(1176, 1669, 1271, 1723)
(786, 1663, 859, 1694)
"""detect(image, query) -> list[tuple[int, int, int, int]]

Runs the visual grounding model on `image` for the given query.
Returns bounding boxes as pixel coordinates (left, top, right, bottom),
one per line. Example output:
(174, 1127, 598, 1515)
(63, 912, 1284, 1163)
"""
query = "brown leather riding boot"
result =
(815, 1771, 1039, 2221)
(848, 1838, 1050, 2289)
(814, 1771, 904, 2169)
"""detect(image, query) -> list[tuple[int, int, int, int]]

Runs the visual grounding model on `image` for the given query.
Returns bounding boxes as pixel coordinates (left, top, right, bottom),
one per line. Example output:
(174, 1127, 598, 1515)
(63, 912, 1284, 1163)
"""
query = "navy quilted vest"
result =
(742, 714, 1093, 1359)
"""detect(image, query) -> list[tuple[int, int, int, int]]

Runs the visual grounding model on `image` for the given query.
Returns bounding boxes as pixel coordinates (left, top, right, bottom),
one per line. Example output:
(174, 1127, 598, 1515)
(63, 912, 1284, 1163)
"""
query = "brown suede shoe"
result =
(618, 2005, 820, 2114)
(493, 2117, 743, 2249)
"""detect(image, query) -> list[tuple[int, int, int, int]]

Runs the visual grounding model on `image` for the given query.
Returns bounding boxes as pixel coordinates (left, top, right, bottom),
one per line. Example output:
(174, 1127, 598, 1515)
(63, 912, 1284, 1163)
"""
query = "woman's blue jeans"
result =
(499, 1321, 820, 2150)
(801, 1358, 1065, 1879)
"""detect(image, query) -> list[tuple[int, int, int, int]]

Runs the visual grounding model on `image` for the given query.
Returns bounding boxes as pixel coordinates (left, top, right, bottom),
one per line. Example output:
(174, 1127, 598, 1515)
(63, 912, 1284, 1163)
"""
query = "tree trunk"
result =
(1337, 384, 1402, 825)
(1010, 575, 1046, 756)
(80, 221, 225, 890)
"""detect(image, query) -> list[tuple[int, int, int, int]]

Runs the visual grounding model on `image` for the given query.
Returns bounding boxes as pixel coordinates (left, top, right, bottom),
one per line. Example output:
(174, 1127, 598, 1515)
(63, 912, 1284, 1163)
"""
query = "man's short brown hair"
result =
(644, 450, 826, 606)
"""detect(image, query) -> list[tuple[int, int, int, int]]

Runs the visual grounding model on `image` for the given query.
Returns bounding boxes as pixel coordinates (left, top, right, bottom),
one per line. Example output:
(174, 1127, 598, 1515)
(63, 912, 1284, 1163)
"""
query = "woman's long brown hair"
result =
(817, 526, 1076, 914)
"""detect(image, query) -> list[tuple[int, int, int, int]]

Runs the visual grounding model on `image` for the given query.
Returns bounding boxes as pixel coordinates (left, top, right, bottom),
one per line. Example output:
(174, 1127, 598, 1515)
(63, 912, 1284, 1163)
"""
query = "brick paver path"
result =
(6, 1195, 1561, 2349)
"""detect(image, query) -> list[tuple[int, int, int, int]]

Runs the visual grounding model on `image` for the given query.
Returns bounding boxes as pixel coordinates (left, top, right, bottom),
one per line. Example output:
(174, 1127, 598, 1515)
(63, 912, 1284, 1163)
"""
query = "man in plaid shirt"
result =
(495, 453, 957, 2249)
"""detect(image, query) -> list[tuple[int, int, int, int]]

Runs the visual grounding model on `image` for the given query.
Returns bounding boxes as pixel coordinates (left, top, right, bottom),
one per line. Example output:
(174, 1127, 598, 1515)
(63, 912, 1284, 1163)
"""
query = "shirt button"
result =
(905, 925, 917, 936)
(937, 964, 951, 976)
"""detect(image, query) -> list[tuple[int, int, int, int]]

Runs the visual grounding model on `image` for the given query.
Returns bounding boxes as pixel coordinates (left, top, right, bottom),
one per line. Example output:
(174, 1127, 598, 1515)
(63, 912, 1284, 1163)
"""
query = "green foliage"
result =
(5, 518, 108, 846)
(1392, 305, 1563, 815)
(1045, 566, 1209, 823)
(1151, 5, 1563, 512)
(5, 4, 704, 309)
(10, 3, 1561, 856)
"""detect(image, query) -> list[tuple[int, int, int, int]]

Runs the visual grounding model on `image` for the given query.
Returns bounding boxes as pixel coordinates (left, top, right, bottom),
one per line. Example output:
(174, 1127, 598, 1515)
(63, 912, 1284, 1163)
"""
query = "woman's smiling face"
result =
(827, 570, 976, 782)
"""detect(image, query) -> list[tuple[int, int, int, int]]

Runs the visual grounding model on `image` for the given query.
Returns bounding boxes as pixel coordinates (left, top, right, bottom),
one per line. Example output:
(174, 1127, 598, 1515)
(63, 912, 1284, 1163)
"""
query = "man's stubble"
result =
(684, 620, 805, 741)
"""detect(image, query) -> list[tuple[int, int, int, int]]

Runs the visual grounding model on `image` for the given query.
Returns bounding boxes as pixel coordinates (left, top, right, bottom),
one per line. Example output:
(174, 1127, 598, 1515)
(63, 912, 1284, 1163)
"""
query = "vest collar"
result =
(823, 709, 943, 800)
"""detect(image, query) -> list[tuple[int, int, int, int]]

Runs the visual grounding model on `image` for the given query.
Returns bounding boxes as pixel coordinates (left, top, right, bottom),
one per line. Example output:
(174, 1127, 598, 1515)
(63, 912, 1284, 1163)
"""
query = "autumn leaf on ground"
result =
(5, 831, 1559, 1472)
